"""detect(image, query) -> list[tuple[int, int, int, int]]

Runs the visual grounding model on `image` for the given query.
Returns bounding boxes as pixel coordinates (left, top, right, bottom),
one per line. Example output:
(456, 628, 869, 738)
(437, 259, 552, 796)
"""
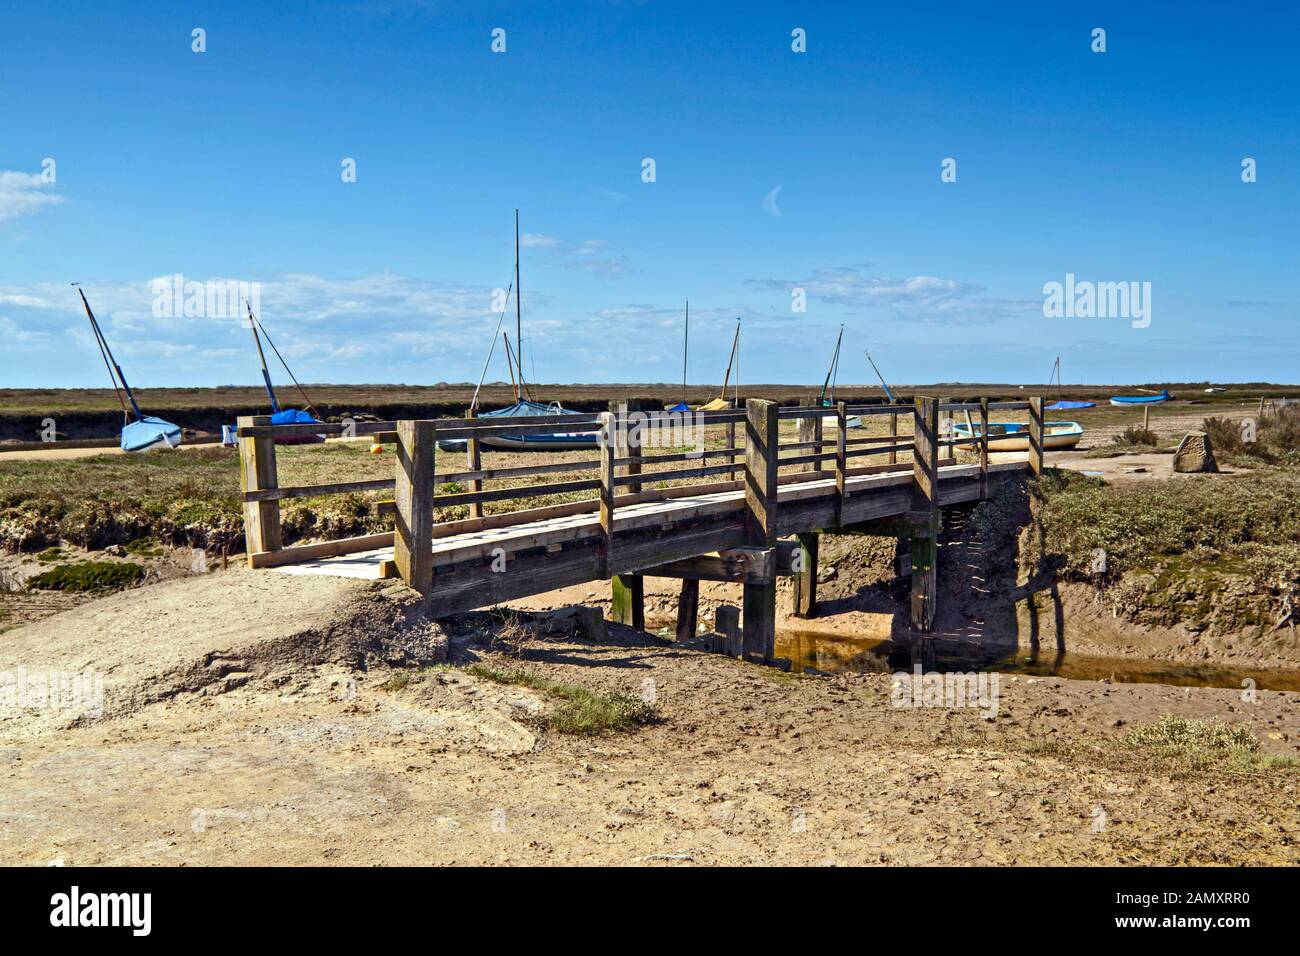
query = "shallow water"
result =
(775, 630, 1300, 692)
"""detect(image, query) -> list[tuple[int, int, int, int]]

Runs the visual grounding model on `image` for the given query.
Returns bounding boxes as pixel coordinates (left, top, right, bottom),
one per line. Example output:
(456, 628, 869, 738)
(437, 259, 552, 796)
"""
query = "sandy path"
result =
(2, 571, 1298, 866)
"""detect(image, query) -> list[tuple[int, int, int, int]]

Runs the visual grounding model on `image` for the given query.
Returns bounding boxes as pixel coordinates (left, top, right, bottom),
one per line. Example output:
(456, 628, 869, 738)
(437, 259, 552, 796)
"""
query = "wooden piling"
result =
(834, 401, 848, 525)
(611, 574, 645, 629)
(675, 579, 700, 642)
(393, 419, 436, 594)
(742, 398, 779, 663)
(716, 605, 742, 657)
(598, 411, 616, 579)
(978, 397, 990, 500)
(792, 531, 819, 619)
(910, 397, 939, 633)
(1028, 396, 1045, 476)
(238, 415, 282, 564)
(466, 409, 483, 518)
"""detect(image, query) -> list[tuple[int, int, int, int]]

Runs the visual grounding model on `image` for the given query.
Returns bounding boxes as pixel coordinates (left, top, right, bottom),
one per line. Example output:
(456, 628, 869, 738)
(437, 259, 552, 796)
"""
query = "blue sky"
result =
(2, 0, 1297, 390)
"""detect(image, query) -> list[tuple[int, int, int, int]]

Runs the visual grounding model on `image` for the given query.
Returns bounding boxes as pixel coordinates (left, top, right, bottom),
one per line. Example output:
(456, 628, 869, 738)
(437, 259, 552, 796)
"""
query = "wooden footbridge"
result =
(237, 397, 1046, 664)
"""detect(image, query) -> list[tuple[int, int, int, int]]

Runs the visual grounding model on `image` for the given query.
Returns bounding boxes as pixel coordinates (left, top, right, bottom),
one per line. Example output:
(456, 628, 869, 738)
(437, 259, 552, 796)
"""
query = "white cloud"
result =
(0, 170, 64, 224)
(747, 266, 1038, 324)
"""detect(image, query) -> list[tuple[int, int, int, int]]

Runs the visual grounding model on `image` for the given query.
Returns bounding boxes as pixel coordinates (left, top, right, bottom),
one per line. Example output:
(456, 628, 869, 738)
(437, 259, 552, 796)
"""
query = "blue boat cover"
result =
(667, 401, 691, 412)
(270, 408, 321, 427)
(1047, 400, 1097, 410)
(121, 416, 182, 452)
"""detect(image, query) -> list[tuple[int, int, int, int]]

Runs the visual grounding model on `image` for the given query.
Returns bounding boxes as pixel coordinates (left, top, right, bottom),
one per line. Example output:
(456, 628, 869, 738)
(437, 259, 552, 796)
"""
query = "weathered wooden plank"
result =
(466, 409, 483, 518)
(716, 605, 742, 657)
(1029, 396, 1045, 476)
(745, 398, 779, 547)
(393, 420, 436, 594)
(249, 531, 395, 568)
(910, 396, 939, 633)
(238, 415, 282, 564)
(244, 477, 395, 503)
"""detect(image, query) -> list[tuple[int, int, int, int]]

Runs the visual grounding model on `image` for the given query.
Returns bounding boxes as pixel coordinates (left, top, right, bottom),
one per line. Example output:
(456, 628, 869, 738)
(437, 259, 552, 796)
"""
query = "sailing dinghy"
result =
(75, 286, 182, 453)
(222, 304, 326, 445)
(817, 326, 861, 428)
(438, 211, 600, 453)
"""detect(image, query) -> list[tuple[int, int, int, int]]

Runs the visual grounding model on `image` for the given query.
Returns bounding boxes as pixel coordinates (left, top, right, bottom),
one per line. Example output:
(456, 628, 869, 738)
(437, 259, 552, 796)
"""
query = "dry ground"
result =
(2, 569, 1297, 866)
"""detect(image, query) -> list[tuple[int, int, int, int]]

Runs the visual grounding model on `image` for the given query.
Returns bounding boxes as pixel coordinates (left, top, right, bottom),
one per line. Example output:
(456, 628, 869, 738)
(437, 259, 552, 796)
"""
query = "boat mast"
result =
(246, 302, 281, 413)
(244, 301, 321, 420)
(74, 285, 141, 422)
(821, 325, 844, 404)
(719, 318, 741, 405)
(864, 349, 897, 404)
(514, 209, 525, 401)
(682, 299, 689, 405)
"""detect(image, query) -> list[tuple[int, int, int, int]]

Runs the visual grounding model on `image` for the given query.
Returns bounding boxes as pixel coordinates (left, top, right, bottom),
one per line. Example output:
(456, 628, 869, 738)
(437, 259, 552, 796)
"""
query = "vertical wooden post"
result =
(792, 531, 819, 618)
(611, 575, 645, 628)
(910, 397, 939, 633)
(609, 399, 640, 493)
(238, 415, 281, 563)
(834, 401, 848, 526)
(1142, 404, 1150, 432)
(742, 398, 779, 663)
(726, 419, 739, 477)
(798, 393, 818, 474)
(1028, 396, 1045, 476)
(598, 411, 616, 579)
(978, 397, 990, 500)
(716, 605, 742, 657)
(466, 409, 483, 518)
(675, 579, 700, 642)
(393, 419, 436, 595)
(889, 410, 898, 465)
(812, 396, 824, 476)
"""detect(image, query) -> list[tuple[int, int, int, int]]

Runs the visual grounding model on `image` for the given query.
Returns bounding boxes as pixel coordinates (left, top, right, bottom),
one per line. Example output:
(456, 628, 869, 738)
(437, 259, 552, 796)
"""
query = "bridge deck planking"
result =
(274, 460, 1027, 605)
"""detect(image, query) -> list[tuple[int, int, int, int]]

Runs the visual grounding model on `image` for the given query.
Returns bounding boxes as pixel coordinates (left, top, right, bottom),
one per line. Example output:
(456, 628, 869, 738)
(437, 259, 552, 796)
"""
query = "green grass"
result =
(26, 560, 145, 593)
(464, 663, 659, 735)
(1125, 715, 1300, 773)
(1024, 467, 1300, 586)
(35, 546, 67, 563)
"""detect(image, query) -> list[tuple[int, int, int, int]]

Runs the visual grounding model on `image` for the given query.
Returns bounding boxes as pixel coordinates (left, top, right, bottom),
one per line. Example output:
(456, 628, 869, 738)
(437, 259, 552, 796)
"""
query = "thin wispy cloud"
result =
(747, 266, 1038, 324)
(0, 170, 63, 224)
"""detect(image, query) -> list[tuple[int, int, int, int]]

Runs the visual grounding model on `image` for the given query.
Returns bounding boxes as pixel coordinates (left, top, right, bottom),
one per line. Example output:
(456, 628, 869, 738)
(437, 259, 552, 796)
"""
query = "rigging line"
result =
(470, 283, 513, 414)
(245, 302, 322, 420)
(75, 285, 140, 419)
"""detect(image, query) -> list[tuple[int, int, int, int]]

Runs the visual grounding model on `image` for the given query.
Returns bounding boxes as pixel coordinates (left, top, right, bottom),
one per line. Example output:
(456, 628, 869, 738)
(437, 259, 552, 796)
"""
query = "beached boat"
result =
(952, 420, 1084, 452)
(441, 213, 602, 454)
(75, 286, 182, 453)
(222, 305, 326, 446)
(1109, 390, 1170, 407)
(437, 399, 598, 452)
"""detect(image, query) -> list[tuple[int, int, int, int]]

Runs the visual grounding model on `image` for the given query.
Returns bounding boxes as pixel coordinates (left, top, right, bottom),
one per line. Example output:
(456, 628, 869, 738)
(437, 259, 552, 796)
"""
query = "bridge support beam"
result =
(611, 575, 645, 629)
(792, 532, 819, 618)
(742, 398, 779, 663)
(910, 397, 940, 632)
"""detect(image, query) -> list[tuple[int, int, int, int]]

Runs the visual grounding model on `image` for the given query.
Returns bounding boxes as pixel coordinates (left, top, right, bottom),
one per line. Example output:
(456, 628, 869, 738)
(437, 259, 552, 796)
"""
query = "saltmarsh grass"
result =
(464, 663, 659, 735)
(1126, 715, 1300, 774)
